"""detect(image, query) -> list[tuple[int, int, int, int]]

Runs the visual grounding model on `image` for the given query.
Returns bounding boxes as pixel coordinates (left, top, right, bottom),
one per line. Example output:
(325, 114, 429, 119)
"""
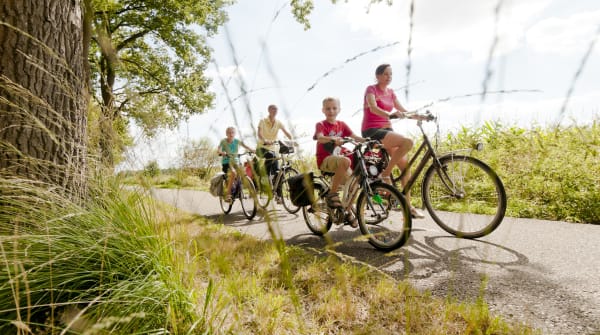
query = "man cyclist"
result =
(257, 104, 293, 178)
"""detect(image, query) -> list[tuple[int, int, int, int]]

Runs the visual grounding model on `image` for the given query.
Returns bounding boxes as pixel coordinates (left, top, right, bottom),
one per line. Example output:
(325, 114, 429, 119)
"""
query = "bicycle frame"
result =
(315, 139, 385, 216)
(391, 118, 466, 196)
(393, 120, 439, 194)
(271, 152, 294, 190)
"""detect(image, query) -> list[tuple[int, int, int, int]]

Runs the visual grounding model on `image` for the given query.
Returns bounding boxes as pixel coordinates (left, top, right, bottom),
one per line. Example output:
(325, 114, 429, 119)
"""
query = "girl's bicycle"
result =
(380, 110, 507, 238)
(252, 140, 301, 214)
(218, 152, 258, 220)
(299, 138, 412, 251)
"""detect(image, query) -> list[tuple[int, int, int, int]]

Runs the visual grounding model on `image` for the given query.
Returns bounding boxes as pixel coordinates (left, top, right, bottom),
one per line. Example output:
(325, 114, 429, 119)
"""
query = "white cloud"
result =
(205, 64, 248, 84)
(526, 10, 600, 56)
(335, 0, 550, 60)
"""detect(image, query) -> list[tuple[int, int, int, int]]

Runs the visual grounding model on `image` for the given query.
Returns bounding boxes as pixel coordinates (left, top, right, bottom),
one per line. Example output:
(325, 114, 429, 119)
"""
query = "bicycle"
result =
(218, 152, 258, 220)
(300, 138, 412, 251)
(252, 140, 301, 214)
(378, 110, 507, 238)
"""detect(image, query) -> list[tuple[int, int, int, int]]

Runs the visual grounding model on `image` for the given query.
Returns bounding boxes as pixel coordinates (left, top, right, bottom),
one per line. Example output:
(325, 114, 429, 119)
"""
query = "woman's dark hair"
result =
(375, 64, 391, 76)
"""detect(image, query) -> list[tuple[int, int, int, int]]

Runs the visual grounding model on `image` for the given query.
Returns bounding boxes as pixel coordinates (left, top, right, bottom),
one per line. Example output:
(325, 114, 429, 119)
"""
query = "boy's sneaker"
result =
(344, 211, 358, 228)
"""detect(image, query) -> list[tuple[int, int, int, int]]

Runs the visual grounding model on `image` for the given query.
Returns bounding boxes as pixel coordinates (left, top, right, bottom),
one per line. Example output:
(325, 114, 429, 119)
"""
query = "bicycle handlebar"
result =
(340, 137, 383, 149)
(389, 110, 436, 122)
(218, 151, 255, 158)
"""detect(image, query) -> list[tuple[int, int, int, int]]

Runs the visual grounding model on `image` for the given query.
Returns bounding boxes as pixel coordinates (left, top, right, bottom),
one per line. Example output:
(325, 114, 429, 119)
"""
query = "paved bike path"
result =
(150, 188, 600, 335)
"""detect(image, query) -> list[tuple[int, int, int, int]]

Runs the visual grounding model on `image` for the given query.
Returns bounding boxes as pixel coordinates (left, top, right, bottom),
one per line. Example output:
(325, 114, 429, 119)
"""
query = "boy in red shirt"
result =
(313, 97, 365, 211)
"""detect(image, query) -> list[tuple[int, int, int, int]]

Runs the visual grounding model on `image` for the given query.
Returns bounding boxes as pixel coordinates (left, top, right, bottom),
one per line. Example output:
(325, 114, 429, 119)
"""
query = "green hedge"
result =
(435, 121, 599, 224)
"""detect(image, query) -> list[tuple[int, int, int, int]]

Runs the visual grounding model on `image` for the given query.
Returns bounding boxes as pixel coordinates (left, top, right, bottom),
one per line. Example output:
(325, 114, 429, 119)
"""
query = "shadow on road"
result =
(154, 189, 600, 335)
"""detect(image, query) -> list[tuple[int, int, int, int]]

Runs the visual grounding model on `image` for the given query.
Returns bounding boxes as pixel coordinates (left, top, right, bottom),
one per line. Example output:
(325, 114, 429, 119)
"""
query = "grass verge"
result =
(0, 175, 539, 333)
(167, 206, 539, 334)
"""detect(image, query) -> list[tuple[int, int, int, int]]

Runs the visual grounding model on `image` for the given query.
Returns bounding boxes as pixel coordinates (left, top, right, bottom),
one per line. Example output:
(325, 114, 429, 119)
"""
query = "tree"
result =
(179, 137, 219, 178)
(0, 0, 90, 198)
(88, 0, 232, 167)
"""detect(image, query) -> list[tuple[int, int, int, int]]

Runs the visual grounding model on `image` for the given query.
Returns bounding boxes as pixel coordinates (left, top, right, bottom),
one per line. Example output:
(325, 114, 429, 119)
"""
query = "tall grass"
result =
(0, 177, 197, 334)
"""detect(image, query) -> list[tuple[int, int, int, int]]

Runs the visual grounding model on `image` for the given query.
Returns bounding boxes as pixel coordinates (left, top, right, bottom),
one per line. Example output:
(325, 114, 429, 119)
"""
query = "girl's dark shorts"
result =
(222, 163, 231, 174)
(362, 128, 393, 141)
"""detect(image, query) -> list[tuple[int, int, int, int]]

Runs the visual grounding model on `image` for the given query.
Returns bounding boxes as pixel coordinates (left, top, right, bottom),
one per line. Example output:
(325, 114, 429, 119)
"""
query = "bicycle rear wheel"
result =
(302, 181, 332, 235)
(356, 182, 412, 251)
(280, 167, 301, 214)
(422, 155, 507, 238)
(240, 176, 257, 220)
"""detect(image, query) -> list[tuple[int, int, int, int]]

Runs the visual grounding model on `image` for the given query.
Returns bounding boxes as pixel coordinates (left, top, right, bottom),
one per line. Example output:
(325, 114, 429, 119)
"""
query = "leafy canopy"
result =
(89, 0, 233, 137)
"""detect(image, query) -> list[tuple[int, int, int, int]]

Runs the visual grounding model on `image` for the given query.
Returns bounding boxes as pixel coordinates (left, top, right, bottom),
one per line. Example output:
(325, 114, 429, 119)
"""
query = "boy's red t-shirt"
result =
(313, 120, 354, 168)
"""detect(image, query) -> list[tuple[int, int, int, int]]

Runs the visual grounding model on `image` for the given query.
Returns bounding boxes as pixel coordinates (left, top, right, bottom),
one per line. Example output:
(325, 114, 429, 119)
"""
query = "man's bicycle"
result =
(299, 138, 412, 251)
(218, 152, 258, 220)
(379, 110, 507, 238)
(252, 140, 301, 214)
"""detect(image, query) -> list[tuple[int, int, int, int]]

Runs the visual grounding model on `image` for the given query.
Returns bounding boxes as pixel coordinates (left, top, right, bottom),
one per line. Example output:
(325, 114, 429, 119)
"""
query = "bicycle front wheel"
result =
(280, 167, 301, 214)
(302, 181, 332, 235)
(240, 176, 257, 220)
(219, 178, 232, 214)
(356, 182, 412, 251)
(254, 172, 272, 208)
(422, 155, 507, 238)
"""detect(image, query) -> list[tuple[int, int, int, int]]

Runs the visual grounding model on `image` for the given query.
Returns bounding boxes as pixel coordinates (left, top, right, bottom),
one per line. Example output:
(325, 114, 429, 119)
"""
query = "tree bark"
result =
(0, 0, 88, 198)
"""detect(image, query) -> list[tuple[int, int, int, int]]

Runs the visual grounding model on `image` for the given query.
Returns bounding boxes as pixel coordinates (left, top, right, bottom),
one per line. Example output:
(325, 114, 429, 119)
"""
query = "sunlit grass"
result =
(166, 209, 539, 334)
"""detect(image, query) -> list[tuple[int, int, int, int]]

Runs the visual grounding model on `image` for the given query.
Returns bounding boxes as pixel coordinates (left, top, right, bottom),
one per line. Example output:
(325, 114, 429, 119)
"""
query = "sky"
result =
(120, 0, 600, 170)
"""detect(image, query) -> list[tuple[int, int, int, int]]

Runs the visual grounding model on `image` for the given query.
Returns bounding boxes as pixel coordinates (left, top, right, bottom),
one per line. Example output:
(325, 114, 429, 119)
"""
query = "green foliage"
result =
(434, 121, 600, 224)
(88, 0, 233, 166)
(0, 178, 197, 333)
(143, 160, 160, 178)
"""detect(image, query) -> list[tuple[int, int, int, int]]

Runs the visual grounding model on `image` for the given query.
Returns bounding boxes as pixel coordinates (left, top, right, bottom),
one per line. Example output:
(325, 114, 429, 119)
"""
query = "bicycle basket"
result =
(278, 141, 295, 154)
(287, 172, 314, 206)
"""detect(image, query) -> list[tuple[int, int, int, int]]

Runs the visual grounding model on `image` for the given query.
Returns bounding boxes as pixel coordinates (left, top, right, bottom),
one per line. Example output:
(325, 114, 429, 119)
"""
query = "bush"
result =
(434, 121, 599, 223)
(143, 160, 160, 178)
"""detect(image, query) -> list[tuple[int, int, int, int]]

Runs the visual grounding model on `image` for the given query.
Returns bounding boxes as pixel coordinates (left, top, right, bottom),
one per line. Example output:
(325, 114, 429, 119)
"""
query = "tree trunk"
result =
(0, 0, 88, 198)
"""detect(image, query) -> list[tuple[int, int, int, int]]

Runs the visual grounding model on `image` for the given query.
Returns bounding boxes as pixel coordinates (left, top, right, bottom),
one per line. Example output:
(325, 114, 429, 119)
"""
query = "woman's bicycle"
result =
(252, 140, 301, 214)
(379, 110, 507, 238)
(299, 138, 412, 251)
(218, 152, 258, 220)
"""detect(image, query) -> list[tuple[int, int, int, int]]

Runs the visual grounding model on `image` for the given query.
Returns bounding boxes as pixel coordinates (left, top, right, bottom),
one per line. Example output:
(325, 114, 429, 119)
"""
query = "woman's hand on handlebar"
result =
(390, 110, 436, 122)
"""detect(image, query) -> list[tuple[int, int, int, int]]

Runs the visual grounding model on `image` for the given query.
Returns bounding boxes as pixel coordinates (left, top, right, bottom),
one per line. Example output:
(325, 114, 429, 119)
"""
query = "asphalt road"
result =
(150, 188, 600, 335)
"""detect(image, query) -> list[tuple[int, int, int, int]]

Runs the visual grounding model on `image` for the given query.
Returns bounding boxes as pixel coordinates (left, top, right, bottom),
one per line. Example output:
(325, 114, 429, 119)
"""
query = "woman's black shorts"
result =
(362, 128, 393, 141)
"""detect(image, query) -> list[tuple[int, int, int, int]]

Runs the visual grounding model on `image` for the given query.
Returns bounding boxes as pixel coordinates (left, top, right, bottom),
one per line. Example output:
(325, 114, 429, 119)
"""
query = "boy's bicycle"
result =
(300, 138, 412, 251)
(252, 140, 301, 214)
(218, 152, 258, 220)
(380, 110, 507, 238)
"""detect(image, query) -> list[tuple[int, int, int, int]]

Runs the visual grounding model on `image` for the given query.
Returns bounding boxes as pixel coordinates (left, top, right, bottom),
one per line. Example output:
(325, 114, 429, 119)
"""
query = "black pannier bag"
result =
(287, 172, 314, 207)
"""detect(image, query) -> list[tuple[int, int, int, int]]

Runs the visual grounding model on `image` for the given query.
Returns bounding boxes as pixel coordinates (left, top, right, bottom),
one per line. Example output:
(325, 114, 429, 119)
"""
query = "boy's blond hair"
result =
(322, 97, 340, 107)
